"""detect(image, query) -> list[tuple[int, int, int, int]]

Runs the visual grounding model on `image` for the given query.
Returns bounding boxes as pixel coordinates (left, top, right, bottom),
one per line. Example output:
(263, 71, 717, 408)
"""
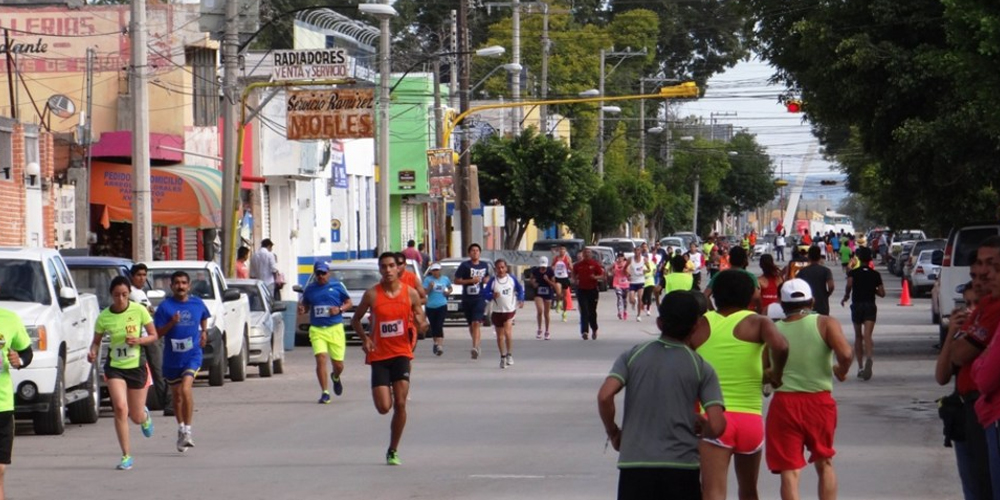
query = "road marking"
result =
(469, 474, 595, 479)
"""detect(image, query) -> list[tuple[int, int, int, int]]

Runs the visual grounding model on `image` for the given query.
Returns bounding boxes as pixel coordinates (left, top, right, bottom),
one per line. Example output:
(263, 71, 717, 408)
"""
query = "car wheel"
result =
(208, 344, 226, 387)
(34, 357, 66, 435)
(259, 348, 273, 378)
(273, 356, 284, 375)
(228, 334, 248, 382)
(67, 361, 99, 425)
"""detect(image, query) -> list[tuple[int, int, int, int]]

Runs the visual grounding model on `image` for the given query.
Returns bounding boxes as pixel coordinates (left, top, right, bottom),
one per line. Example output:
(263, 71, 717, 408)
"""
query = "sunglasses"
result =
(315, 271, 328, 276)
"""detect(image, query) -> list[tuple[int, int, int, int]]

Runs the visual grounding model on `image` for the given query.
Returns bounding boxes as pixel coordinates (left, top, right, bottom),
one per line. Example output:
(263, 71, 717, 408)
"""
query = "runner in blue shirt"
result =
(153, 271, 210, 453)
(299, 261, 352, 403)
(422, 263, 452, 356)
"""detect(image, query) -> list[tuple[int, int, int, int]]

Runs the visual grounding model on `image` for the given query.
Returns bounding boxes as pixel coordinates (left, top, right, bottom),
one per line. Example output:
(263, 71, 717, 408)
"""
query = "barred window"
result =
(187, 48, 220, 127)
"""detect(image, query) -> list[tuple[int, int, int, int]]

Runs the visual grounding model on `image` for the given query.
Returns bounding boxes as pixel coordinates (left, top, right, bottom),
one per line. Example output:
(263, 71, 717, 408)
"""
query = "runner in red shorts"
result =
(767, 279, 854, 500)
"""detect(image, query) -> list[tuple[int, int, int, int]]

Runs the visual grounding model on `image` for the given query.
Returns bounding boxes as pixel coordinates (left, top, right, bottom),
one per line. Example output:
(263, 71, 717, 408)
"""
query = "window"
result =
(0, 129, 11, 182)
(187, 48, 220, 127)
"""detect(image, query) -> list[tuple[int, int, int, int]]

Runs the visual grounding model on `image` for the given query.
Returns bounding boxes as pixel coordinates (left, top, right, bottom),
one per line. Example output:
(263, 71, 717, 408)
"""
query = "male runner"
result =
(128, 263, 170, 416)
(0, 286, 32, 497)
(153, 271, 210, 453)
(574, 248, 605, 340)
(690, 270, 790, 500)
(351, 252, 429, 465)
(299, 261, 352, 404)
(454, 244, 490, 359)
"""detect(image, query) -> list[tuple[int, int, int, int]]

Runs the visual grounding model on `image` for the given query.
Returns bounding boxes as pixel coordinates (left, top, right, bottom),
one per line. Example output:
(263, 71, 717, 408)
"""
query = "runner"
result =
(422, 263, 452, 355)
(840, 247, 885, 380)
(453, 244, 490, 359)
(687, 243, 705, 290)
(395, 252, 426, 343)
(758, 254, 784, 313)
(298, 261, 352, 404)
(641, 256, 657, 317)
(598, 291, 727, 500)
(689, 270, 790, 500)
(481, 259, 525, 369)
(626, 248, 647, 322)
(153, 271, 211, 453)
(612, 253, 631, 321)
(551, 246, 573, 322)
(89, 276, 158, 470)
(351, 252, 428, 466)
(661, 255, 694, 293)
(704, 247, 761, 312)
(767, 279, 854, 500)
(128, 263, 170, 416)
(795, 246, 835, 315)
(573, 248, 605, 340)
(529, 257, 557, 339)
(0, 285, 32, 495)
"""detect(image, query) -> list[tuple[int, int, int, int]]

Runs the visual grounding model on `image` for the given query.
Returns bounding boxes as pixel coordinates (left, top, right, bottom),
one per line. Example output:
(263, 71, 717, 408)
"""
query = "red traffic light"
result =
(786, 99, 803, 113)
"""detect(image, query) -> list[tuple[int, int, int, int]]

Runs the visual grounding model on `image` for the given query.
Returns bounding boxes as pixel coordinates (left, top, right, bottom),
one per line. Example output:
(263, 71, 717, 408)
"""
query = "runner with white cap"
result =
(530, 256, 558, 340)
(422, 262, 452, 355)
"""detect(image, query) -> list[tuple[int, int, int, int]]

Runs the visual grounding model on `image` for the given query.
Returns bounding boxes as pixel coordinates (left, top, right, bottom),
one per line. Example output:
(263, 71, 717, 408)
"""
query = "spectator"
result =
(418, 243, 432, 267)
(235, 247, 250, 279)
(402, 240, 422, 265)
(249, 239, 279, 298)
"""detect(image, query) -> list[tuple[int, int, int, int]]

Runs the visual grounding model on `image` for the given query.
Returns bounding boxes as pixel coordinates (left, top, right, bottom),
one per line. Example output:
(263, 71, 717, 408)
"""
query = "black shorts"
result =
(370, 357, 411, 388)
(556, 278, 571, 292)
(641, 286, 654, 306)
(618, 467, 700, 500)
(0, 411, 12, 464)
(851, 301, 878, 324)
(462, 299, 487, 324)
(104, 363, 148, 390)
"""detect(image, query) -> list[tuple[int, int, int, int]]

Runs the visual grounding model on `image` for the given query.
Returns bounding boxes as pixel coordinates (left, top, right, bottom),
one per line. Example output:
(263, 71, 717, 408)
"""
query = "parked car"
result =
(903, 239, 945, 283)
(659, 237, 684, 254)
(427, 258, 495, 326)
(145, 261, 251, 387)
(531, 239, 586, 260)
(0, 248, 101, 435)
(888, 229, 927, 271)
(226, 279, 286, 377)
(893, 241, 917, 277)
(670, 232, 701, 250)
(908, 249, 941, 297)
(936, 223, 1000, 338)
(586, 245, 614, 292)
(596, 238, 639, 257)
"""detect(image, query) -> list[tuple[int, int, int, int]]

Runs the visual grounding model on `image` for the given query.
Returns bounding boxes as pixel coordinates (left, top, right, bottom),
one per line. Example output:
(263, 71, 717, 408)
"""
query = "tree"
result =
(472, 128, 599, 249)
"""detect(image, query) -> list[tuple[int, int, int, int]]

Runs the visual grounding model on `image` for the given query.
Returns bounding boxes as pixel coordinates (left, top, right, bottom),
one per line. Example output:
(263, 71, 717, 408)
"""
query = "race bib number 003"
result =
(379, 319, 405, 338)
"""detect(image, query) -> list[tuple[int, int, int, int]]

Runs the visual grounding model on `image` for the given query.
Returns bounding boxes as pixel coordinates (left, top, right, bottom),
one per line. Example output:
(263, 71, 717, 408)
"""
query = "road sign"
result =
(272, 49, 350, 81)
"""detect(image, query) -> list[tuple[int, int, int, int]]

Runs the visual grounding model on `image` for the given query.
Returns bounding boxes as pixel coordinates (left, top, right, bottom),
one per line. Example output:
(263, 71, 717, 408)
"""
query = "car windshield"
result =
(600, 241, 636, 255)
(147, 269, 214, 299)
(69, 266, 122, 309)
(896, 231, 924, 242)
(329, 268, 381, 291)
(230, 285, 266, 312)
(0, 260, 50, 304)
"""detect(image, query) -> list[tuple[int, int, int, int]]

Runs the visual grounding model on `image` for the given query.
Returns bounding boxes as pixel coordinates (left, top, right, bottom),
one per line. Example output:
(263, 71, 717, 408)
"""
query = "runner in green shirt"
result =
(88, 276, 159, 470)
(0, 295, 33, 497)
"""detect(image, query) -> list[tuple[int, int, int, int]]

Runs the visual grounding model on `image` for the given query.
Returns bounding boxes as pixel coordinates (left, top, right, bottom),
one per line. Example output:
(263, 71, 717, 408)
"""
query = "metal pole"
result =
(538, 3, 549, 131)
(511, 0, 520, 135)
(433, 59, 444, 147)
(597, 48, 605, 178)
(130, 0, 153, 262)
(693, 173, 700, 235)
(449, 10, 458, 112)
(221, 0, 239, 273)
(3, 30, 16, 121)
(639, 78, 645, 171)
(458, 1, 472, 254)
(376, 0, 392, 254)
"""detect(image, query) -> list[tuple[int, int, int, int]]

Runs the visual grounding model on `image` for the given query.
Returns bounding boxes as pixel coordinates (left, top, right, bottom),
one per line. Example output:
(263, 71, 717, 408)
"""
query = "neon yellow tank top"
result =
(774, 314, 833, 393)
(698, 310, 763, 414)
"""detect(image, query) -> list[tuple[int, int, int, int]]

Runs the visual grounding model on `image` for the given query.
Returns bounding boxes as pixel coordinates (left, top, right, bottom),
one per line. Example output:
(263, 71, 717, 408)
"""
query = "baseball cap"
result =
(780, 278, 813, 302)
(539, 256, 549, 267)
(766, 302, 785, 321)
(428, 263, 442, 272)
(314, 261, 330, 273)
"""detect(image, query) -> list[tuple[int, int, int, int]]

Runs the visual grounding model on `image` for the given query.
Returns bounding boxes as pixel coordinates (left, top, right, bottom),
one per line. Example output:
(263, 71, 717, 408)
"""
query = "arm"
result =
(973, 338, 1000, 396)
(597, 377, 624, 451)
(820, 316, 854, 382)
(126, 322, 160, 348)
(840, 276, 854, 306)
(156, 311, 181, 338)
(480, 277, 495, 301)
(936, 320, 962, 385)
(825, 269, 836, 296)
(875, 282, 886, 298)
(514, 277, 525, 303)
(701, 405, 727, 439)
(410, 287, 429, 336)
(352, 289, 374, 354)
(199, 318, 208, 348)
(759, 316, 790, 387)
(413, 278, 427, 305)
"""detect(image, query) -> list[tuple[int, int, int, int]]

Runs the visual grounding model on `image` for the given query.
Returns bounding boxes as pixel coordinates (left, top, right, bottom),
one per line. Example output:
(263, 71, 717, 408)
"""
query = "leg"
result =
(862, 319, 876, 362)
(700, 441, 734, 500)
(178, 375, 196, 425)
(143, 339, 169, 414)
(0, 464, 5, 500)
(535, 298, 544, 330)
(372, 385, 393, 414)
(577, 293, 591, 336)
(814, 458, 838, 500)
(389, 379, 410, 452)
(734, 452, 763, 500)
(503, 319, 513, 353)
(494, 322, 505, 357)
(779, 469, 802, 500)
(852, 322, 864, 370)
(314, 353, 330, 392)
(542, 300, 550, 332)
(126, 386, 149, 425)
(332, 359, 344, 382)
(986, 422, 1000, 495)
(107, 378, 131, 457)
(588, 290, 600, 334)
(471, 321, 481, 351)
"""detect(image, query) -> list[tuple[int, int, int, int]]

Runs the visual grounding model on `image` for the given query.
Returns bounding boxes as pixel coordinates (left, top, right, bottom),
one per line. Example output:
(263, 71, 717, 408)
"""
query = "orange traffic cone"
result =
(565, 288, 575, 311)
(898, 279, 913, 307)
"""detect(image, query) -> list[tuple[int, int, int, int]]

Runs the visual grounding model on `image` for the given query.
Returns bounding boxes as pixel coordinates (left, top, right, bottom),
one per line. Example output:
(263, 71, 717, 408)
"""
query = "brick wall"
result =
(0, 123, 26, 247)
(41, 131, 55, 248)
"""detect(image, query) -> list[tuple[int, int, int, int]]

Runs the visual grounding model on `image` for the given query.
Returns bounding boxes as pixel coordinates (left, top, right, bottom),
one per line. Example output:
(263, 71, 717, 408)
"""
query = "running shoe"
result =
(646, 309, 651, 316)
(562, 311, 568, 322)
(862, 358, 873, 381)
(536, 330, 543, 340)
(543, 331, 550, 340)
(636, 315, 641, 322)
(500, 357, 506, 369)
(592, 330, 598, 340)
(616, 311, 622, 320)
(116, 455, 133, 470)
(183, 430, 195, 449)
(141, 407, 154, 438)
(506, 354, 513, 366)
(332, 376, 343, 396)
(386, 449, 402, 466)
(623, 311, 628, 321)
(471, 347, 480, 360)
(437, 346, 444, 356)
(177, 429, 186, 453)
(319, 392, 331, 404)
(857, 369, 864, 380)
(581, 332, 588, 340)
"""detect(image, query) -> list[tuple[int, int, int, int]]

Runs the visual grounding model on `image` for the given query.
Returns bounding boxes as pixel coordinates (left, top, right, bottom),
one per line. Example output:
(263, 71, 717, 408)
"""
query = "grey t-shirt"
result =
(795, 264, 834, 315)
(608, 338, 724, 469)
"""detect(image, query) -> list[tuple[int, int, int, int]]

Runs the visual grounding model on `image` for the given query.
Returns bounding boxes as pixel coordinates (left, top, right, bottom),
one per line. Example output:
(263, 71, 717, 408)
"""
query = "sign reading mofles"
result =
(286, 88, 374, 140)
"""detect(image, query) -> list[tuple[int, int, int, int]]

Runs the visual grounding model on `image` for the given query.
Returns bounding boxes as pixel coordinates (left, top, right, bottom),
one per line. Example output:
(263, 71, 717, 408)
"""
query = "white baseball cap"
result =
(538, 256, 549, 267)
(766, 302, 785, 321)
(428, 263, 442, 271)
(780, 278, 813, 303)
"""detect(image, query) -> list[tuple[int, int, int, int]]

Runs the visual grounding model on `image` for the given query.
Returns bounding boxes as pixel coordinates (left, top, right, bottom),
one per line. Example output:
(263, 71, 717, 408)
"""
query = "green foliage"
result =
(472, 128, 599, 249)
(590, 183, 626, 238)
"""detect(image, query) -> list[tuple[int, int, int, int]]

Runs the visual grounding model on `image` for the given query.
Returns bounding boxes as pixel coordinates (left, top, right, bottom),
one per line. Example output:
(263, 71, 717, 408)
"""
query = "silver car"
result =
(226, 279, 286, 377)
(908, 249, 941, 297)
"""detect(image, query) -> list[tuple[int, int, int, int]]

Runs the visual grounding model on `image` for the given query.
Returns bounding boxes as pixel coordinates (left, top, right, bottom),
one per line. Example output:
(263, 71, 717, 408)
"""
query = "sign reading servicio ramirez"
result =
(286, 89, 375, 140)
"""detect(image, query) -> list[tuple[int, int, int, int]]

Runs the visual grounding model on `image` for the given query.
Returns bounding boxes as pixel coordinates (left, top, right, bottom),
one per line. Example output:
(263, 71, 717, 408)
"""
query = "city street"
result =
(11, 262, 960, 500)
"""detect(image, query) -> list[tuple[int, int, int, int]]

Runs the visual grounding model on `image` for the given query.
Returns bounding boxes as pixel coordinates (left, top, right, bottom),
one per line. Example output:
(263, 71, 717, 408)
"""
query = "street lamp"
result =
(470, 63, 524, 95)
(389, 46, 506, 94)
(362, 1, 399, 255)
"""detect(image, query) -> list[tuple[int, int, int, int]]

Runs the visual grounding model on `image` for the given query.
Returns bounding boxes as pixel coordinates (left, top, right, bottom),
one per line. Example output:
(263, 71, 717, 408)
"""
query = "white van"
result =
(936, 224, 1000, 338)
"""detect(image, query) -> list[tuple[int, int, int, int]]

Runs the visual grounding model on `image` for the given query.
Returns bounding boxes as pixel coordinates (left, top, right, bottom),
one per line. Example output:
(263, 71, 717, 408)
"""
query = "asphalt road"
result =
(10, 262, 962, 500)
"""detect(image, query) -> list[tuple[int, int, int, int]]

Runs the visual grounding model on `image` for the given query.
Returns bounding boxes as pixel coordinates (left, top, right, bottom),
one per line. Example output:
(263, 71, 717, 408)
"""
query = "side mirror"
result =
(931, 250, 943, 266)
(58, 287, 78, 307)
(222, 289, 241, 302)
(292, 285, 303, 293)
(271, 301, 287, 312)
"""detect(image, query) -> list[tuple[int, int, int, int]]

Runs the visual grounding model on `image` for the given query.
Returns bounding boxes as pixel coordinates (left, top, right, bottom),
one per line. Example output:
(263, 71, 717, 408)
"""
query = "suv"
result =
(670, 232, 701, 251)
(531, 239, 586, 261)
(936, 224, 1000, 338)
(903, 239, 945, 284)
(596, 238, 638, 256)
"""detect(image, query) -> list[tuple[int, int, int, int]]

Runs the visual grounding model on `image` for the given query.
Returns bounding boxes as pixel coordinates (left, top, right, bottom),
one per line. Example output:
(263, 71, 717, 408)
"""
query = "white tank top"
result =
(490, 276, 518, 313)
(552, 258, 570, 279)
(628, 257, 646, 284)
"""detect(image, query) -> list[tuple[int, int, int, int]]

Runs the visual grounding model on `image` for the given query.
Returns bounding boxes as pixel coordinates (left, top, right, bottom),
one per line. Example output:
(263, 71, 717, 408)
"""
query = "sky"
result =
(675, 56, 849, 205)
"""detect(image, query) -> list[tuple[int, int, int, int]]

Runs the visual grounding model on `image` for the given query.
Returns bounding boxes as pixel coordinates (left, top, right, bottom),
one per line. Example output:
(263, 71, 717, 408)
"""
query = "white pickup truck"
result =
(144, 261, 251, 386)
(0, 248, 101, 435)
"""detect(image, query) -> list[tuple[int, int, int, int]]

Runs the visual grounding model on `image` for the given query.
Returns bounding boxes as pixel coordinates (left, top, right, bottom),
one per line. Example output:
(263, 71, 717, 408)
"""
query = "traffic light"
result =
(820, 179, 837, 185)
(786, 99, 803, 113)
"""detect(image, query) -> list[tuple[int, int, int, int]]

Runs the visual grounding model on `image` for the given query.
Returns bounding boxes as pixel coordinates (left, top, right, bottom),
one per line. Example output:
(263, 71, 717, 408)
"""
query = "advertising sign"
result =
(272, 48, 349, 81)
(427, 148, 455, 198)
(286, 88, 375, 140)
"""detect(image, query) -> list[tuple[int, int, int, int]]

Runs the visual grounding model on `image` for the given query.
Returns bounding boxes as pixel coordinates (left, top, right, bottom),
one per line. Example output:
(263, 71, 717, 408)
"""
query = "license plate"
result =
(447, 303, 458, 312)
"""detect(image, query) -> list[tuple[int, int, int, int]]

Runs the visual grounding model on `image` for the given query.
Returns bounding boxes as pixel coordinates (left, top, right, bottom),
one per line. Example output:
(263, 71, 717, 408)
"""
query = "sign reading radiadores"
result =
(286, 88, 375, 140)
(272, 48, 349, 81)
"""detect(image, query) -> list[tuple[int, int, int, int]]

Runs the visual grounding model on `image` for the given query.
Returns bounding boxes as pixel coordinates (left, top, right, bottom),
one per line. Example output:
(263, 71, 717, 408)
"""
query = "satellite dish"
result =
(46, 95, 76, 119)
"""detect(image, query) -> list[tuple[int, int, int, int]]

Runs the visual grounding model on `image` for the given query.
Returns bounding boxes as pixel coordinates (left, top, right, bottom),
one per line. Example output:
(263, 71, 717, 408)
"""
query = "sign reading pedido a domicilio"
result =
(272, 48, 350, 81)
(286, 88, 375, 140)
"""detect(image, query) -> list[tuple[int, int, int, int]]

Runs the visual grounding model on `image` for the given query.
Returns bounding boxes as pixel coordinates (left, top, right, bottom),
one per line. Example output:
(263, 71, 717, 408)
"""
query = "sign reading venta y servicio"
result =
(272, 49, 349, 81)
(286, 88, 375, 140)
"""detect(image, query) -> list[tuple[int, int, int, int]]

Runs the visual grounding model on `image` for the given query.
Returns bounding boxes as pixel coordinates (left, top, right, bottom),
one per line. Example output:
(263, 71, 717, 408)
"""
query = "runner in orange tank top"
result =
(352, 252, 429, 466)
(396, 252, 427, 341)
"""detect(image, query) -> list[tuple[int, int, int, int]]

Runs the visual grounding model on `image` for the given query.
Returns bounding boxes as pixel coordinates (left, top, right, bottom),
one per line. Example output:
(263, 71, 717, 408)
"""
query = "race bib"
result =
(537, 286, 550, 295)
(171, 337, 194, 353)
(379, 319, 405, 338)
(467, 284, 480, 295)
(112, 344, 139, 363)
(314, 305, 331, 318)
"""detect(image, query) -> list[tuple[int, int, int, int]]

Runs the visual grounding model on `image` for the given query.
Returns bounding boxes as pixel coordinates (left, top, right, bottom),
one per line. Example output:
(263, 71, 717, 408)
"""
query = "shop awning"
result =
(90, 161, 222, 229)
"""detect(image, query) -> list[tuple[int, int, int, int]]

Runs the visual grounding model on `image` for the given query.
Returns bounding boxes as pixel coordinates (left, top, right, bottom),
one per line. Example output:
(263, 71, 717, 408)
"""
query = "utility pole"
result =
(449, 10, 458, 112)
(220, 0, 240, 273)
(511, 0, 520, 135)
(537, 2, 549, 130)
(458, 0, 472, 254)
(597, 47, 645, 178)
(130, 0, 153, 263)
(376, 0, 392, 254)
(692, 173, 700, 235)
